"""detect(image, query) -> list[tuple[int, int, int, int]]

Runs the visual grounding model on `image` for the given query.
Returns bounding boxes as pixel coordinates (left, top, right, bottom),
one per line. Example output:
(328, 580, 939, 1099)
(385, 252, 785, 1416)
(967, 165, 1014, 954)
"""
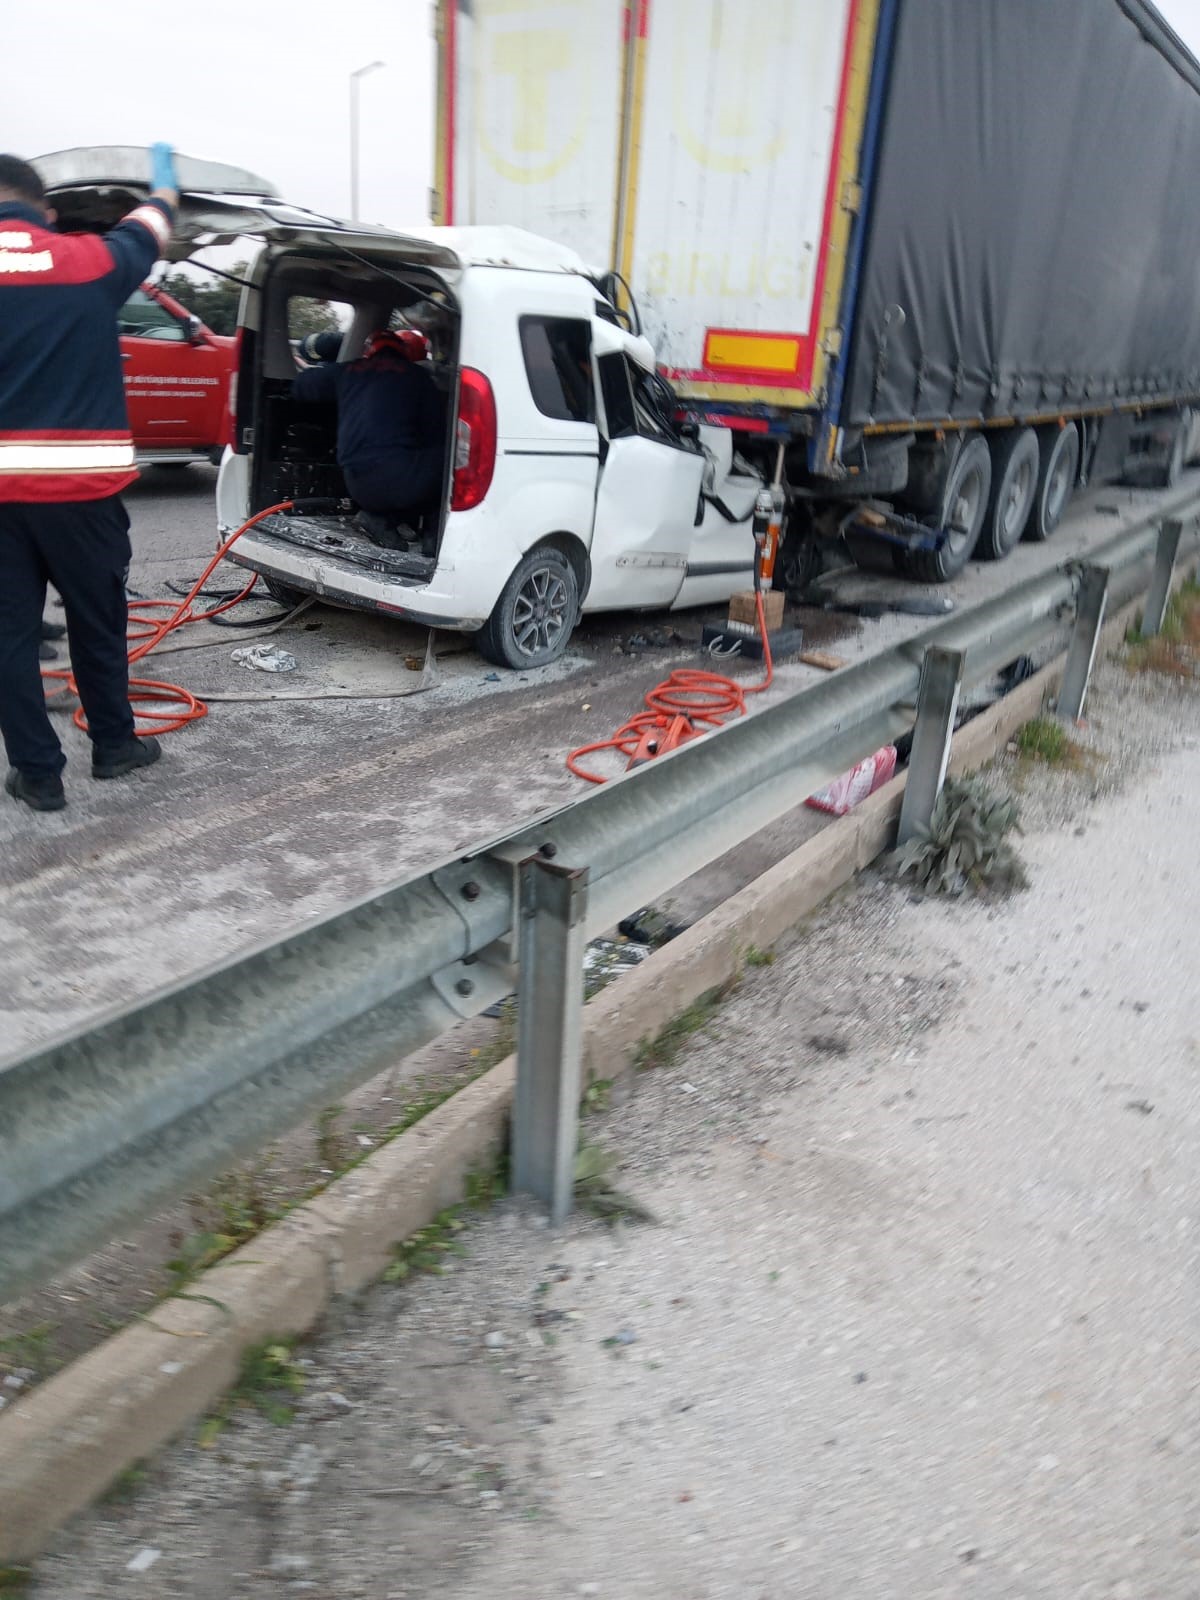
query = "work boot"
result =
(5, 769, 66, 812)
(355, 510, 408, 550)
(92, 735, 162, 780)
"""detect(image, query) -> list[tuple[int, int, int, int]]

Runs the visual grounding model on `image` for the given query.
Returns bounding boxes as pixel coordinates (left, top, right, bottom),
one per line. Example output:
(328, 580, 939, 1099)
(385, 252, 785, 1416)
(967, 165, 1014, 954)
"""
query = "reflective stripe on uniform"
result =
(126, 205, 171, 250)
(0, 441, 136, 472)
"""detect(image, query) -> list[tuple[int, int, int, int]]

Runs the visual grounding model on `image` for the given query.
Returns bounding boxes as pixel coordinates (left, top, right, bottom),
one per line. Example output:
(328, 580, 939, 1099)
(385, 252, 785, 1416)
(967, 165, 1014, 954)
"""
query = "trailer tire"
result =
(901, 434, 991, 583)
(476, 546, 579, 670)
(1028, 423, 1079, 541)
(978, 427, 1039, 560)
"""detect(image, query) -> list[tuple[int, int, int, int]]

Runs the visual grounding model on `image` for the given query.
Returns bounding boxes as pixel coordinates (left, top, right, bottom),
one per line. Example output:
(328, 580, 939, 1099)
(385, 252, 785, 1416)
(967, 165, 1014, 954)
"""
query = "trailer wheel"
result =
(476, 546, 579, 670)
(901, 434, 991, 583)
(1028, 423, 1079, 541)
(978, 427, 1039, 560)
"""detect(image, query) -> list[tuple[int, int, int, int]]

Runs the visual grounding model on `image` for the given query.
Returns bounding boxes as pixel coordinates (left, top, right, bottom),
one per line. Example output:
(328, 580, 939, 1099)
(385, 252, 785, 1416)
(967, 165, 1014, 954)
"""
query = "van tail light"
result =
(451, 368, 497, 511)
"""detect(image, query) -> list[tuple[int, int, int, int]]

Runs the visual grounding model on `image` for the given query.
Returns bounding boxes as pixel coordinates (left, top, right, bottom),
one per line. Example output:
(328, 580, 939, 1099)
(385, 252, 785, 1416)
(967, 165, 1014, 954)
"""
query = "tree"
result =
(156, 262, 247, 335)
(155, 263, 343, 340)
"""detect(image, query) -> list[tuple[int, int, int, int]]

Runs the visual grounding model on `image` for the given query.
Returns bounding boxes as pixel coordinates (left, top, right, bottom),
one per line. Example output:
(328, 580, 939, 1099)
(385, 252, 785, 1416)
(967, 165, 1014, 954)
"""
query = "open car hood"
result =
(31, 147, 463, 272)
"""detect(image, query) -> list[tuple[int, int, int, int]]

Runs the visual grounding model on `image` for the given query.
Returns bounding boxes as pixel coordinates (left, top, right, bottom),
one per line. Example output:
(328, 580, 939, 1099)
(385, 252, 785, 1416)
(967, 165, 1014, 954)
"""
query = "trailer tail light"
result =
(451, 368, 497, 511)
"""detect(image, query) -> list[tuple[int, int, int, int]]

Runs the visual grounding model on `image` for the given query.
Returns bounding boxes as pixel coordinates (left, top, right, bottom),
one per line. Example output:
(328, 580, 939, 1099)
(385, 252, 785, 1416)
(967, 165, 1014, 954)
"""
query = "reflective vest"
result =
(0, 197, 173, 503)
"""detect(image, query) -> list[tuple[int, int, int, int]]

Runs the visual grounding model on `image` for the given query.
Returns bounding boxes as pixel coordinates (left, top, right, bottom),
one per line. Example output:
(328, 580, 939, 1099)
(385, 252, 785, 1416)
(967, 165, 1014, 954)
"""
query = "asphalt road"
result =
(0, 464, 1191, 1054)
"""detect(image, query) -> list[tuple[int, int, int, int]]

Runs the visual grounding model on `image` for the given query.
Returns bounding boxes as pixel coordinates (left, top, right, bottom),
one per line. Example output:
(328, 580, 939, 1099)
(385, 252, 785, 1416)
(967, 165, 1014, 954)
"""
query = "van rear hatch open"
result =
(32, 147, 463, 273)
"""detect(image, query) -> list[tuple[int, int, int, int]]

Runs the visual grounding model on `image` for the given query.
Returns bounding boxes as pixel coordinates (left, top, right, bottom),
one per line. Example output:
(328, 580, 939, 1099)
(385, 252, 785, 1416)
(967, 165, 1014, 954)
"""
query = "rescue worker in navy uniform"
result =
(293, 327, 446, 549)
(0, 146, 179, 813)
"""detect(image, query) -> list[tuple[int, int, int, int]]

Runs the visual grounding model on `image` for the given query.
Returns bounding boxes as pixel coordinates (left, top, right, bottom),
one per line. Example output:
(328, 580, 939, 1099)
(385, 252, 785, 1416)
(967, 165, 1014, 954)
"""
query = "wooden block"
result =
(799, 649, 848, 672)
(727, 589, 785, 630)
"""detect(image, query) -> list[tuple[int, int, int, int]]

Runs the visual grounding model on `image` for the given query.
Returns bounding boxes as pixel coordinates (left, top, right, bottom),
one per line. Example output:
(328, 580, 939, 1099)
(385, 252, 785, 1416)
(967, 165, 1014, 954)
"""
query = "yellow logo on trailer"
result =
(671, 0, 793, 173)
(474, 1, 590, 184)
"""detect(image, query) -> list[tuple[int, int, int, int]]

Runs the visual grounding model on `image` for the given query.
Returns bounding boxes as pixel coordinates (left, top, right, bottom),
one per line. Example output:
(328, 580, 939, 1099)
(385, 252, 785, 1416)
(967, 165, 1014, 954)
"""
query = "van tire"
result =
(901, 434, 991, 583)
(476, 547, 579, 670)
(264, 577, 308, 609)
(1028, 423, 1079, 541)
(978, 427, 1039, 560)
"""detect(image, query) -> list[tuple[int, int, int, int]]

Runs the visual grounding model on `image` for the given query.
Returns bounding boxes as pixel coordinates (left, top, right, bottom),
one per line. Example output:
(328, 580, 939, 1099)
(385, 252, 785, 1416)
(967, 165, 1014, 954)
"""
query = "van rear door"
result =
(32, 148, 462, 272)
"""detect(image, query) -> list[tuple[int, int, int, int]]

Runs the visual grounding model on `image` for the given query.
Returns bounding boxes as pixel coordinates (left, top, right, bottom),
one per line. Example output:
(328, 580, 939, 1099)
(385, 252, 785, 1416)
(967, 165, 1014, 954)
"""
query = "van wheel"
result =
(901, 434, 991, 583)
(264, 577, 308, 609)
(978, 427, 1039, 559)
(476, 547, 579, 670)
(1028, 423, 1079, 541)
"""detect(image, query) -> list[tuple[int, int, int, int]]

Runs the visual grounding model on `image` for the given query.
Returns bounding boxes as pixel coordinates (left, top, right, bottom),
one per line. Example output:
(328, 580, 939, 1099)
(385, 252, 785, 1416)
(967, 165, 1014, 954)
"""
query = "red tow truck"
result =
(117, 281, 234, 468)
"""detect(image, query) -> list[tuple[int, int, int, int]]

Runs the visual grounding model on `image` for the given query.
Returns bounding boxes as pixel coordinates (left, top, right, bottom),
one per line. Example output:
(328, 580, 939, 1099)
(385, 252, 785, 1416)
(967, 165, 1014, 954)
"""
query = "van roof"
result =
(398, 225, 594, 277)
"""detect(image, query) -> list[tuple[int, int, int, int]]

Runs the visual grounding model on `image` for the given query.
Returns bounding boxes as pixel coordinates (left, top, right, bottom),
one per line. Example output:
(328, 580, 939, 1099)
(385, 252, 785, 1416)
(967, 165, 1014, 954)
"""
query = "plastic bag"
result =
(231, 644, 298, 674)
(806, 745, 897, 816)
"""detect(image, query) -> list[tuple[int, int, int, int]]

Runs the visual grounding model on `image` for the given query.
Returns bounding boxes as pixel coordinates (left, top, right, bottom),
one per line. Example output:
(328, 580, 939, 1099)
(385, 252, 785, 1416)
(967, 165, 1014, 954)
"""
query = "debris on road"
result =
(230, 644, 297, 674)
(807, 745, 897, 815)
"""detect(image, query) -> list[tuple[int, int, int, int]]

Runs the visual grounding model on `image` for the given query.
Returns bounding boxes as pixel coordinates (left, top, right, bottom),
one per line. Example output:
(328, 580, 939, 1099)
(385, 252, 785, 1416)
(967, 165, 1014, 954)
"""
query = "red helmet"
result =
(360, 328, 429, 363)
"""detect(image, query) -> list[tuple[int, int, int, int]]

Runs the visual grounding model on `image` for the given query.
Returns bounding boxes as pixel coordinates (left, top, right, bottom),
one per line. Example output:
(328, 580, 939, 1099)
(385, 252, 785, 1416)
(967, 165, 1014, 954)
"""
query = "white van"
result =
(216, 225, 768, 667)
(33, 150, 766, 668)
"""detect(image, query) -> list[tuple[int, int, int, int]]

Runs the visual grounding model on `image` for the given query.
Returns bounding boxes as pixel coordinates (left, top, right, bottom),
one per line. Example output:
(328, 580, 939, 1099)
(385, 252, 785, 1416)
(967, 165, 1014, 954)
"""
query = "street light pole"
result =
(349, 59, 386, 221)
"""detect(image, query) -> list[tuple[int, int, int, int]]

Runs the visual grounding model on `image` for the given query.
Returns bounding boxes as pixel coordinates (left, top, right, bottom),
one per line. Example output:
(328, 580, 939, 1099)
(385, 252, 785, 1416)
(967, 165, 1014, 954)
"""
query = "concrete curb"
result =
(0, 588, 1152, 1563)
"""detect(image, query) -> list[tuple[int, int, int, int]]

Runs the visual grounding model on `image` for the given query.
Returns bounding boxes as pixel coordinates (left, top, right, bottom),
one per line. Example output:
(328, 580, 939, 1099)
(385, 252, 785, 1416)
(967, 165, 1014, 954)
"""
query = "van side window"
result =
(597, 351, 636, 439)
(519, 317, 595, 423)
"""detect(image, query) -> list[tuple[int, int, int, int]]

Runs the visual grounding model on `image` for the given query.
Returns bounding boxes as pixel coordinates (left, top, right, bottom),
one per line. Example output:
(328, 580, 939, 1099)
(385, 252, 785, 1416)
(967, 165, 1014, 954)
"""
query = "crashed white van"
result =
(216, 225, 770, 668)
(35, 150, 764, 669)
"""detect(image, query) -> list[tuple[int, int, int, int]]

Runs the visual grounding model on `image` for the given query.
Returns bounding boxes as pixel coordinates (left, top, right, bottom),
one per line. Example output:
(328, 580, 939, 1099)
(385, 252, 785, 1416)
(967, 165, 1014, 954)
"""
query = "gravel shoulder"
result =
(17, 653, 1200, 1599)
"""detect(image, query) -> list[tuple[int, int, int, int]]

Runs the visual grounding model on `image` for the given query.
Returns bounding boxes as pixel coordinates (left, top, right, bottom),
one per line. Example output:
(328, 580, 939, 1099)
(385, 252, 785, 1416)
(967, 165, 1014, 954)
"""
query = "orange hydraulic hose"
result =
(41, 500, 295, 737)
(566, 587, 775, 784)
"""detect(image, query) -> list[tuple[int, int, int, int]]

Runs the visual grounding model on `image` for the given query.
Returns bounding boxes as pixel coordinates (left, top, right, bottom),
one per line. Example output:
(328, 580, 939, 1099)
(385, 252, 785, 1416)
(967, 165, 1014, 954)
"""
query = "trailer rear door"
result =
(437, 2, 880, 414)
(619, 0, 872, 411)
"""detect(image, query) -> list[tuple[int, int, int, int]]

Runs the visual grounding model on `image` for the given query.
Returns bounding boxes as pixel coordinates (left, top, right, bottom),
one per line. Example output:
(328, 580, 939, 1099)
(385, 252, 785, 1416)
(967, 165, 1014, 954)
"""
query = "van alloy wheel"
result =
(476, 545, 580, 670)
(512, 564, 571, 658)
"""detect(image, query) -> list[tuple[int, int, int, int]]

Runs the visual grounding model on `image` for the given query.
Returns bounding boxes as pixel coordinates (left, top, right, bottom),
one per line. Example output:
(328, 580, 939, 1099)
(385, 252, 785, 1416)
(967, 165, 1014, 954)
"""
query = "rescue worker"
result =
(0, 146, 179, 813)
(293, 327, 446, 549)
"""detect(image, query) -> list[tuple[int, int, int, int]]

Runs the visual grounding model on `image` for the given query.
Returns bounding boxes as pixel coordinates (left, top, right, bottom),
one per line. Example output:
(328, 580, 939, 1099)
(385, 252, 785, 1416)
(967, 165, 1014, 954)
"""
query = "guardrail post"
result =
(511, 857, 589, 1224)
(1140, 517, 1184, 638)
(1057, 563, 1110, 722)
(896, 646, 965, 845)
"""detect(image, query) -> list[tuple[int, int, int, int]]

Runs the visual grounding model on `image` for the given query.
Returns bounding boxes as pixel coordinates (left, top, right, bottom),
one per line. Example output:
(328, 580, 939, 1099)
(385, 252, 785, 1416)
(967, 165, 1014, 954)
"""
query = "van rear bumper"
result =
(227, 531, 485, 632)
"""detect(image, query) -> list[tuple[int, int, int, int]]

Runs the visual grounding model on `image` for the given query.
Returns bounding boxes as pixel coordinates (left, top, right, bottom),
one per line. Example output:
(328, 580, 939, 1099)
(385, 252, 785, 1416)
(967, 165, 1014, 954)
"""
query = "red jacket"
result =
(0, 196, 174, 503)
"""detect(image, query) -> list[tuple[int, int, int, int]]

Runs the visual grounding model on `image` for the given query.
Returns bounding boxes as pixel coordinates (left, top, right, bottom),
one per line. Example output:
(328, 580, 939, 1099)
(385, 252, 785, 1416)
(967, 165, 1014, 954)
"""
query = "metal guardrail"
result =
(2, 495, 1198, 1300)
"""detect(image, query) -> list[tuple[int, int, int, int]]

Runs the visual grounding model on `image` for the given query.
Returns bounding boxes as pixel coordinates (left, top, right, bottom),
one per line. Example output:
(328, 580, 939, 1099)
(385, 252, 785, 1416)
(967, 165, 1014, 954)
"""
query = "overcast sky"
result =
(8, 0, 1200, 242)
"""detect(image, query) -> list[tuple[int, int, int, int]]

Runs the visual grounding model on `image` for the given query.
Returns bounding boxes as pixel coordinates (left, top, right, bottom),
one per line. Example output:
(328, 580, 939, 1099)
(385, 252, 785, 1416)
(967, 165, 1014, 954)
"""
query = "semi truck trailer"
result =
(436, 0, 1200, 586)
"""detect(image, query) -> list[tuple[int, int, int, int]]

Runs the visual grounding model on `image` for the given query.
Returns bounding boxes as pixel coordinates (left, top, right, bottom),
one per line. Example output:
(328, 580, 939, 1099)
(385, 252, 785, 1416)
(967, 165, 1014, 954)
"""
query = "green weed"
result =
(574, 1142, 655, 1225)
(384, 1156, 505, 1283)
(1015, 716, 1075, 765)
(0, 1322, 58, 1380)
(199, 1338, 306, 1446)
(893, 776, 1027, 898)
(743, 944, 776, 968)
(632, 982, 734, 1073)
(103, 1461, 148, 1505)
(1126, 578, 1200, 677)
(581, 1077, 613, 1116)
